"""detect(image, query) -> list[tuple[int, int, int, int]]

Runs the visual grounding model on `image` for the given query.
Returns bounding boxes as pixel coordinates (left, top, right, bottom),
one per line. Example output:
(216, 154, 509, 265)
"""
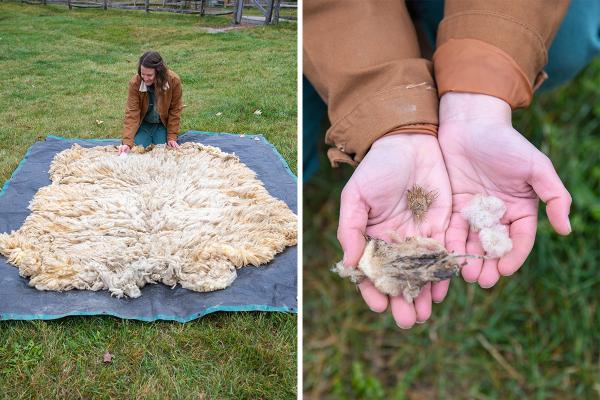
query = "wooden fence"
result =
(13, 0, 297, 24)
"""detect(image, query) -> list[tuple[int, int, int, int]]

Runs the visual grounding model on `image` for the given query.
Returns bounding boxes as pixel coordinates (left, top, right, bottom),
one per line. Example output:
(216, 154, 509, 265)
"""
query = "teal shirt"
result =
(144, 85, 161, 124)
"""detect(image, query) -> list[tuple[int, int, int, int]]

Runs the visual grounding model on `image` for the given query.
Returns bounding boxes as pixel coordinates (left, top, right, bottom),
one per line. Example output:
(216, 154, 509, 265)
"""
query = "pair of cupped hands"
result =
(117, 141, 180, 154)
(338, 92, 572, 329)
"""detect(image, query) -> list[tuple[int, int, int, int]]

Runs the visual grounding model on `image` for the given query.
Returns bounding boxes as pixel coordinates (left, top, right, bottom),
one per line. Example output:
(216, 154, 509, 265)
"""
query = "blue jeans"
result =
(303, 0, 600, 182)
(134, 121, 167, 147)
(404, 0, 600, 91)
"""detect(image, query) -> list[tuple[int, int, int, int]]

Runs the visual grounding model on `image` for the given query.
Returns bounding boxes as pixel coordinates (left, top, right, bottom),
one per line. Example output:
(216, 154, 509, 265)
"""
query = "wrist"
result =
(372, 132, 437, 151)
(439, 92, 512, 125)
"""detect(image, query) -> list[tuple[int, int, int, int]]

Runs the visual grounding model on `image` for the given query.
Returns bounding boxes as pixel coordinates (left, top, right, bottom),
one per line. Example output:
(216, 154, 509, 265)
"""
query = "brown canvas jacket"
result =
(121, 69, 184, 147)
(434, 0, 570, 109)
(303, 0, 569, 166)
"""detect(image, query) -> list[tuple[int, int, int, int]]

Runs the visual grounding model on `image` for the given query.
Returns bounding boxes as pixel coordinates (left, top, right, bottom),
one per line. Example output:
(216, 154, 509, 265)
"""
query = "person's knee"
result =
(153, 127, 167, 144)
(303, 77, 328, 182)
(134, 134, 146, 146)
(134, 127, 152, 147)
(543, 4, 600, 90)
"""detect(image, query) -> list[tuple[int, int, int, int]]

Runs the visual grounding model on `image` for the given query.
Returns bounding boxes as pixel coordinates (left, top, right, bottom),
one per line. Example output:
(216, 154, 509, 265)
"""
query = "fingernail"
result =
(567, 219, 572, 234)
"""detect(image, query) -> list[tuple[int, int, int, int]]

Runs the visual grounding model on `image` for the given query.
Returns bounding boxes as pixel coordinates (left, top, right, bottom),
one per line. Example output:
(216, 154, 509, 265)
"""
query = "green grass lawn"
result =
(303, 59, 600, 399)
(0, 3, 297, 398)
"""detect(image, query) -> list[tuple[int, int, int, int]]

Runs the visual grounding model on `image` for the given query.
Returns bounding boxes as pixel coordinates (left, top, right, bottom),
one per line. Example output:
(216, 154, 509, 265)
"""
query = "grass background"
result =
(303, 59, 600, 398)
(0, 3, 297, 399)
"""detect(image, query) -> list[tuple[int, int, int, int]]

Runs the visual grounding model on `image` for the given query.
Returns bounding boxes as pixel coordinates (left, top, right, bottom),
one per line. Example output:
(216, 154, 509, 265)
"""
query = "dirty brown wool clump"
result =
(332, 236, 460, 303)
(407, 184, 437, 223)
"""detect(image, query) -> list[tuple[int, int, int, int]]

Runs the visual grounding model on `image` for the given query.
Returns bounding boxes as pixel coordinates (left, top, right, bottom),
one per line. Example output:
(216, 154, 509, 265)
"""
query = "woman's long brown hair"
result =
(137, 51, 168, 91)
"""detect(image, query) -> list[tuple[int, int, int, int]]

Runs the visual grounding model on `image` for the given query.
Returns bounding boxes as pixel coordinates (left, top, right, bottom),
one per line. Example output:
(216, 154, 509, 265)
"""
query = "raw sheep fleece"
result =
(0, 143, 297, 298)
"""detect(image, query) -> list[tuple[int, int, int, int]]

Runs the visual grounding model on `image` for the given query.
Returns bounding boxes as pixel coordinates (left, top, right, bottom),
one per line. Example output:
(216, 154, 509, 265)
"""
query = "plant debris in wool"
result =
(332, 236, 465, 303)
(407, 184, 437, 223)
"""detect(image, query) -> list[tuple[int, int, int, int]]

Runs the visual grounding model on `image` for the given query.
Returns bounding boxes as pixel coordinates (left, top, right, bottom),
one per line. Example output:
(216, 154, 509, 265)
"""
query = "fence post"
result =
(233, 0, 243, 24)
(145, 0, 149, 12)
(272, 0, 281, 23)
(103, 0, 107, 10)
(200, 0, 206, 16)
(67, 0, 71, 9)
(264, 0, 274, 24)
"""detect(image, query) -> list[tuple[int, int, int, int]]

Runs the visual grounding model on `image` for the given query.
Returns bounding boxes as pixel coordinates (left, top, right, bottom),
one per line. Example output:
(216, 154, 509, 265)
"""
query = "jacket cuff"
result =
(325, 83, 439, 165)
(167, 133, 177, 142)
(436, 10, 551, 88)
(434, 38, 540, 109)
(385, 124, 438, 138)
(327, 148, 357, 168)
(122, 138, 134, 147)
(327, 124, 438, 168)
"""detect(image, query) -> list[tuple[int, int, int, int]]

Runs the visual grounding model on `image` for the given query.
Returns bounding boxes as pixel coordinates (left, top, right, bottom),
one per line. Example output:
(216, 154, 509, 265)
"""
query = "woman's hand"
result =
(118, 144, 130, 155)
(438, 92, 571, 288)
(167, 140, 180, 149)
(337, 134, 452, 329)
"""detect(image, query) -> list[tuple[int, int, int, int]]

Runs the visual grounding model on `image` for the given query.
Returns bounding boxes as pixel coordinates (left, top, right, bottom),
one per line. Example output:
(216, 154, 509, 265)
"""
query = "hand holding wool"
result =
(337, 134, 452, 329)
(167, 140, 180, 149)
(117, 144, 130, 155)
(438, 93, 572, 288)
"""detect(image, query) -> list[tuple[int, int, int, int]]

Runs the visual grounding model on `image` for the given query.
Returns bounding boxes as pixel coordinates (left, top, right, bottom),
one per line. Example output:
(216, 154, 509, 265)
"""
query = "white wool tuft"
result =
(461, 194, 507, 231)
(462, 194, 512, 258)
(0, 143, 297, 297)
(479, 225, 513, 258)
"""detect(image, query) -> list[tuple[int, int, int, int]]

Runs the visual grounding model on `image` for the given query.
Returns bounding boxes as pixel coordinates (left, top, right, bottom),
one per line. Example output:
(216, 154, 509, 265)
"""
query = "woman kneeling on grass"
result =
(118, 51, 183, 154)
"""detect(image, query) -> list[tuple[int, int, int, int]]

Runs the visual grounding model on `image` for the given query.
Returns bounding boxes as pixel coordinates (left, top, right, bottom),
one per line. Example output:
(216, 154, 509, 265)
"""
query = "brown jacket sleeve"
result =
(122, 76, 140, 147)
(304, 0, 439, 166)
(166, 75, 183, 143)
(434, 0, 570, 109)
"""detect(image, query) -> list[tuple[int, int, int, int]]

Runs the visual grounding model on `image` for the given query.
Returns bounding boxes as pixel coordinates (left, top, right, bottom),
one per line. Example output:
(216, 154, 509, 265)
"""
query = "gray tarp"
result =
(0, 131, 297, 322)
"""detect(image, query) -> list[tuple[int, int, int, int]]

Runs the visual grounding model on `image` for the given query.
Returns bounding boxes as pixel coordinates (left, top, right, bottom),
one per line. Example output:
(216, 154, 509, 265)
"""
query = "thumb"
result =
(337, 183, 369, 267)
(529, 154, 572, 235)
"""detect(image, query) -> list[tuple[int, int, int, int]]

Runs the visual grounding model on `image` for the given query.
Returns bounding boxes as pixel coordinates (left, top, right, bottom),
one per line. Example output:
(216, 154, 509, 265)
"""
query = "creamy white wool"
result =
(479, 225, 512, 258)
(461, 194, 507, 231)
(0, 143, 297, 298)
(462, 194, 512, 258)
